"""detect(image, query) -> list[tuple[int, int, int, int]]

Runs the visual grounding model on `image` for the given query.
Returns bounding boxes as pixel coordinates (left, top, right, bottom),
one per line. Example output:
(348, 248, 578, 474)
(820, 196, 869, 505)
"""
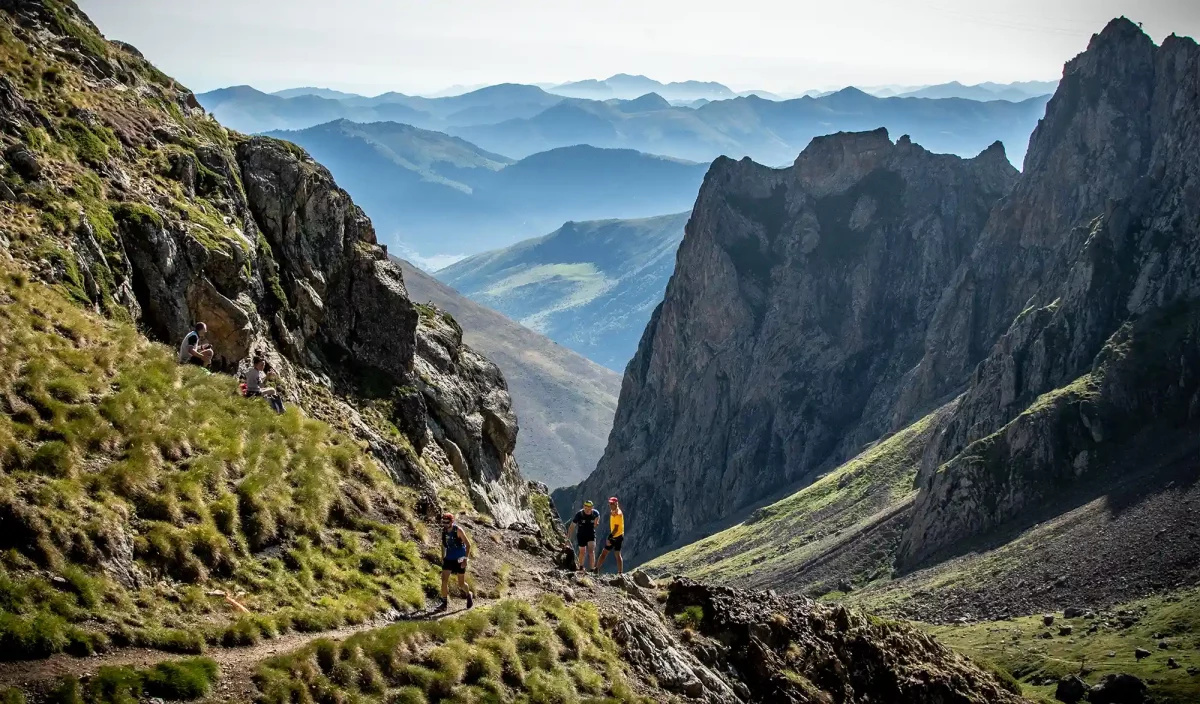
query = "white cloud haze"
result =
(78, 0, 1200, 95)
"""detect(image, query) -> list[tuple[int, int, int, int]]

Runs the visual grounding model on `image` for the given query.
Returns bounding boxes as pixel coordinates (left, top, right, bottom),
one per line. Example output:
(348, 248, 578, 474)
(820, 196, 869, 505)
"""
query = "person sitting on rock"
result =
(594, 496, 625, 575)
(178, 322, 214, 367)
(564, 500, 600, 572)
(245, 356, 284, 414)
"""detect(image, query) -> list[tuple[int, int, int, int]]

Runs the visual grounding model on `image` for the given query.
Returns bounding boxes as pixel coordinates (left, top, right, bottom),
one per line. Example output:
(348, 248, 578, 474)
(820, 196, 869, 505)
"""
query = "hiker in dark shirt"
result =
(178, 322, 214, 367)
(564, 500, 600, 572)
(245, 356, 284, 414)
(437, 512, 474, 612)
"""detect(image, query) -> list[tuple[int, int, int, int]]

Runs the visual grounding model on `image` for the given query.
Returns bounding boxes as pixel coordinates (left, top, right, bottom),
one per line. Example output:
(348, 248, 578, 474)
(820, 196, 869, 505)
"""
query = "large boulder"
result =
(4, 142, 40, 180)
(1087, 673, 1148, 704)
(1055, 675, 1088, 703)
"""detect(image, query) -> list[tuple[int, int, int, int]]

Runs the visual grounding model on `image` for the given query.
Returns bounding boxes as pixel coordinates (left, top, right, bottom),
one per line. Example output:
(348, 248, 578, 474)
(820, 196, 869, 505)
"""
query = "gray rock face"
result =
(611, 600, 743, 703)
(898, 20, 1200, 565)
(21, 112, 539, 525)
(560, 18, 1200, 575)
(666, 578, 1027, 703)
(555, 127, 1016, 561)
(413, 308, 532, 527)
(236, 137, 420, 379)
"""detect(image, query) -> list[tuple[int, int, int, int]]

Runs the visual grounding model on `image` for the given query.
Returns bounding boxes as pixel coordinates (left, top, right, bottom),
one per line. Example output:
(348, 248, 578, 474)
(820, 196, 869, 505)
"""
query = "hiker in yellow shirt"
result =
(594, 496, 625, 575)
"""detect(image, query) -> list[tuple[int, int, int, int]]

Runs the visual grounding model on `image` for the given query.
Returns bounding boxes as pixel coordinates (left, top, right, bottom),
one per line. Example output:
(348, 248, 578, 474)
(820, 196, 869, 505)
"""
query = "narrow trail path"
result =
(0, 600, 493, 699)
(0, 543, 598, 702)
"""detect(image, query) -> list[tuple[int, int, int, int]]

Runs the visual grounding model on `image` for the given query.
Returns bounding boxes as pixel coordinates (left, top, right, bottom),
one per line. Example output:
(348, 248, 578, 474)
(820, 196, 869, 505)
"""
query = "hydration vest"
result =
(443, 523, 467, 559)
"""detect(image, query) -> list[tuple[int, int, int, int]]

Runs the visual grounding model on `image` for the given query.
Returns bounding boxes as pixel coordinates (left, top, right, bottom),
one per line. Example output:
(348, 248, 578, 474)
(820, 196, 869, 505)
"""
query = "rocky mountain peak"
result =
(555, 129, 1016, 561)
(896, 19, 1200, 566)
(793, 127, 894, 196)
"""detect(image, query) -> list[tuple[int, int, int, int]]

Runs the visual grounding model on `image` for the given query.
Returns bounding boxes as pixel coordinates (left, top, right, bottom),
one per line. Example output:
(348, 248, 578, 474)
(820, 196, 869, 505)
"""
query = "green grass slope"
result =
(437, 213, 688, 370)
(0, 270, 431, 660)
(645, 408, 942, 592)
(927, 589, 1200, 704)
(255, 596, 653, 704)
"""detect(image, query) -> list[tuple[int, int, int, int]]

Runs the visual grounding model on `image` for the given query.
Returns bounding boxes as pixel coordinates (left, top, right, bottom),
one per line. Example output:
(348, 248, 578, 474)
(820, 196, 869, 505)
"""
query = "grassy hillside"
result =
(255, 596, 652, 704)
(645, 407, 941, 590)
(0, 270, 430, 660)
(396, 259, 619, 489)
(927, 589, 1200, 704)
(438, 213, 688, 371)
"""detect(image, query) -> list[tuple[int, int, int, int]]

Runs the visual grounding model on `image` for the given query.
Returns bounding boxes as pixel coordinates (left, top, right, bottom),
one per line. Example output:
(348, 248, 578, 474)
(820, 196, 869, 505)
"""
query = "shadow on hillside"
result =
(898, 425, 1200, 577)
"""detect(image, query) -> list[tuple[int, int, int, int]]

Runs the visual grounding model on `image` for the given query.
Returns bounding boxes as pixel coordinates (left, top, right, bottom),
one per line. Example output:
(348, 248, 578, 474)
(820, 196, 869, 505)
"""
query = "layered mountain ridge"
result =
(199, 82, 1049, 169)
(260, 120, 707, 259)
(438, 212, 689, 370)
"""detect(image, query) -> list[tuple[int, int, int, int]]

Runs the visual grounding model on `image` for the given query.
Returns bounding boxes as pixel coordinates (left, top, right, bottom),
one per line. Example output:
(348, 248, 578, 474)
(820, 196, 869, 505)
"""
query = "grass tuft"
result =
(254, 599, 651, 704)
(0, 272, 426, 658)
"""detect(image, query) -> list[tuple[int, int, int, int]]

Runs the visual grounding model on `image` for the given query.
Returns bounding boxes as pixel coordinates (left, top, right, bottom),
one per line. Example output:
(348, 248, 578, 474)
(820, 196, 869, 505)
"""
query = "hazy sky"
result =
(78, 0, 1200, 96)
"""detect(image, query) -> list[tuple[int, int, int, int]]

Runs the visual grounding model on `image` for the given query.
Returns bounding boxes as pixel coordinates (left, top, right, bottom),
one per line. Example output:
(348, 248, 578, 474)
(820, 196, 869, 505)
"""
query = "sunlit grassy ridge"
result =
(927, 588, 1200, 704)
(646, 410, 938, 586)
(255, 596, 654, 704)
(0, 272, 432, 659)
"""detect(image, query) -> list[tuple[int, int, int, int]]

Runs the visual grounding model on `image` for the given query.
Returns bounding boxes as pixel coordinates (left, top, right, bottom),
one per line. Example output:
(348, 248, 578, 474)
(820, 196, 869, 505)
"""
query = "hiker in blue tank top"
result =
(437, 512, 474, 612)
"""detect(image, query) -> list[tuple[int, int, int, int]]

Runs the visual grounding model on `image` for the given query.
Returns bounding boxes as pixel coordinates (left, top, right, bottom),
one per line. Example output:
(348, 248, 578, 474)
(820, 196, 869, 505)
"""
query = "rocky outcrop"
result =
(413, 306, 533, 527)
(897, 20, 1200, 565)
(556, 127, 1016, 561)
(611, 599, 744, 703)
(0, 0, 541, 528)
(665, 578, 1027, 703)
(236, 136, 420, 380)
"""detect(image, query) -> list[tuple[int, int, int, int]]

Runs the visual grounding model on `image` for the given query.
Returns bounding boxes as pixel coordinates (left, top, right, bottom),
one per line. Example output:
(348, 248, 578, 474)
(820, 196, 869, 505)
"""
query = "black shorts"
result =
(442, 557, 467, 574)
(605, 535, 624, 552)
(576, 534, 595, 548)
(187, 356, 205, 367)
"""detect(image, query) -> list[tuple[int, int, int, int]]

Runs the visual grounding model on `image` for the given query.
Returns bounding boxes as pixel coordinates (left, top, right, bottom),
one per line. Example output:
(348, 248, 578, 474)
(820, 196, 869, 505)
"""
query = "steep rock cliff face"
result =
(610, 19, 1200, 589)
(0, 0, 541, 526)
(899, 21, 1200, 564)
(556, 129, 1016, 560)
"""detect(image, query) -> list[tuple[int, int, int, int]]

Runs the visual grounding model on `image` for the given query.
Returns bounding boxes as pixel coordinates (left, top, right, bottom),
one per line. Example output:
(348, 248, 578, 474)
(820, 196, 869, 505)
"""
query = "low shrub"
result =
(673, 605, 704, 630)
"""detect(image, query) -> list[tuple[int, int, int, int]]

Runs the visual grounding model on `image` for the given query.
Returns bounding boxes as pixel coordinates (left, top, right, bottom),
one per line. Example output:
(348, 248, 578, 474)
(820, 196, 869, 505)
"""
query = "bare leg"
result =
(615, 552, 624, 575)
(576, 546, 585, 570)
(439, 570, 450, 606)
(459, 572, 474, 608)
(595, 548, 609, 572)
(586, 542, 596, 571)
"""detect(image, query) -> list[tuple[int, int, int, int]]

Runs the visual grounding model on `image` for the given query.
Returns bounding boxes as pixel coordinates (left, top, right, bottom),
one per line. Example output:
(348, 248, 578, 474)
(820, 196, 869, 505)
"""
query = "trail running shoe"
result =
(466, 592, 474, 609)
(435, 598, 448, 613)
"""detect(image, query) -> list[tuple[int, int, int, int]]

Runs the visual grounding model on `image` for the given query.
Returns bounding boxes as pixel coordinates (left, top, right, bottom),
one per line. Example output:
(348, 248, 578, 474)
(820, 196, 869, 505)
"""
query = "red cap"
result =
(441, 512, 454, 521)
(608, 497, 618, 503)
